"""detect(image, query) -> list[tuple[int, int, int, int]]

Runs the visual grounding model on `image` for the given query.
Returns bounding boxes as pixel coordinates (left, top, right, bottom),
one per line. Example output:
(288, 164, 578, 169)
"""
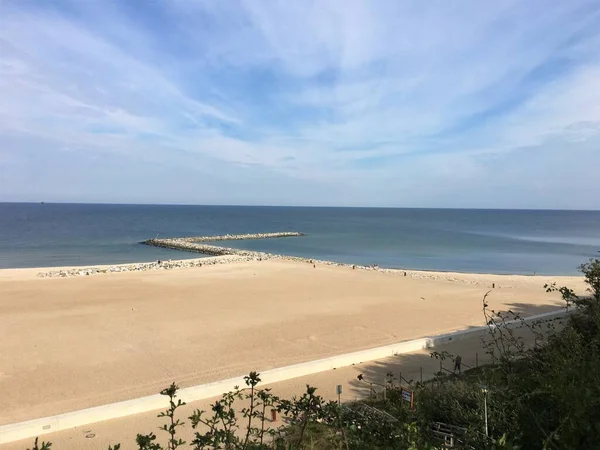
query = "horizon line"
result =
(1, 201, 599, 212)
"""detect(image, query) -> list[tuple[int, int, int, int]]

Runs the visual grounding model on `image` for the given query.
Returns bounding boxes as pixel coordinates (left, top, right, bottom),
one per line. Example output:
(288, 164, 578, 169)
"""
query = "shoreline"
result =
(0, 254, 584, 280)
(0, 254, 585, 280)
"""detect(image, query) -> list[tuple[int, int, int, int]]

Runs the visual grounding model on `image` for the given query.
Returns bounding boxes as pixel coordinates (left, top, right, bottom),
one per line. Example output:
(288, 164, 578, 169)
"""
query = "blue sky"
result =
(1, 0, 599, 208)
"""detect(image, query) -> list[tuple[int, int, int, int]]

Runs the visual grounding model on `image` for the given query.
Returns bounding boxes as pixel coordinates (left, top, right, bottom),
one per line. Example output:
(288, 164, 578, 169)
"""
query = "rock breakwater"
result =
(144, 239, 257, 256)
(142, 232, 304, 257)
(184, 231, 304, 242)
(36, 231, 483, 285)
(36, 255, 255, 278)
(38, 232, 303, 278)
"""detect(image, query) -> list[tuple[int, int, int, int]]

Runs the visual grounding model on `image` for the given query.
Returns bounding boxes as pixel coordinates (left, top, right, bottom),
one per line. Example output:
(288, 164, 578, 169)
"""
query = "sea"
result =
(0, 203, 599, 275)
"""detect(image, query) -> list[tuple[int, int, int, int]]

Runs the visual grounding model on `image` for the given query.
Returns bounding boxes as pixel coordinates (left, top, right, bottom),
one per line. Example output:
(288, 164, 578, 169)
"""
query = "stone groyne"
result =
(144, 239, 259, 257)
(36, 255, 252, 278)
(142, 232, 304, 257)
(183, 231, 304, 242)
(36, 231, 484, 285)
(37, 232, 301, 278)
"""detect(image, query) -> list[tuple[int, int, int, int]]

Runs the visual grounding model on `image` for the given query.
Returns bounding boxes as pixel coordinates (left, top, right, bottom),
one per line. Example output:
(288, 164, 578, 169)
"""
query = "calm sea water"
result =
(0, 203, 599, 274)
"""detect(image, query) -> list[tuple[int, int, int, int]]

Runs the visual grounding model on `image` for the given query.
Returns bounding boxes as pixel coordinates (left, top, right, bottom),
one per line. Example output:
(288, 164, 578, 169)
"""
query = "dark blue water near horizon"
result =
(0, 203, 599, 275)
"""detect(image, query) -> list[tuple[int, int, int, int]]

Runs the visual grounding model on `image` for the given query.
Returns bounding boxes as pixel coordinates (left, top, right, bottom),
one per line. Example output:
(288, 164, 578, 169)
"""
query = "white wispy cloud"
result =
(0, 0, 599, 207)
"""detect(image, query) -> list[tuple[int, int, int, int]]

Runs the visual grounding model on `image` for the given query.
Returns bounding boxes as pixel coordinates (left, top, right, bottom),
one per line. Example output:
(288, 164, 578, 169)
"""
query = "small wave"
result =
(498, 234, 600, 247)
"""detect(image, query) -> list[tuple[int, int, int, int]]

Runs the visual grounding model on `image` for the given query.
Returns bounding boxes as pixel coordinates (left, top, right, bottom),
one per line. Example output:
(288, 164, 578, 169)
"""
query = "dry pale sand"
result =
(0, 259, 586, 425)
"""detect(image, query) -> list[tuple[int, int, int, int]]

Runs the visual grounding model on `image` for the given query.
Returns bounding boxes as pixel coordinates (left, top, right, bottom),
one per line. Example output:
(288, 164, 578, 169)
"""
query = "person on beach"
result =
(454, 355, 462, 373)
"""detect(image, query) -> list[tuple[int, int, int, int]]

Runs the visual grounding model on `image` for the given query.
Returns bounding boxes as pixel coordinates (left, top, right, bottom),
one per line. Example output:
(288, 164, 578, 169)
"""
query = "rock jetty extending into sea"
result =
(36, 255, 246, 278)
(183, 231, 304, 242)
(35, 231, 482, 285)
(142, 232, 304, 256)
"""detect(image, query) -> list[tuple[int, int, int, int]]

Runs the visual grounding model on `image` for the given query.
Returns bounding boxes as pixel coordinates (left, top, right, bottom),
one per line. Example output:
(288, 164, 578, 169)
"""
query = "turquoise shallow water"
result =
(0, 203, 599, 274)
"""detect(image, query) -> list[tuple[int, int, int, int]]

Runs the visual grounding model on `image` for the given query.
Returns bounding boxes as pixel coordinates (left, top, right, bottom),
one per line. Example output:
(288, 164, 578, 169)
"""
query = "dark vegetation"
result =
(27, 257, 600, 449)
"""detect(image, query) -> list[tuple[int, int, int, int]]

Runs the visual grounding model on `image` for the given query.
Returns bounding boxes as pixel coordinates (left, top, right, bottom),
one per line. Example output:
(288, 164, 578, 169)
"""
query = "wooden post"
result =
(270, 409, 277, 422)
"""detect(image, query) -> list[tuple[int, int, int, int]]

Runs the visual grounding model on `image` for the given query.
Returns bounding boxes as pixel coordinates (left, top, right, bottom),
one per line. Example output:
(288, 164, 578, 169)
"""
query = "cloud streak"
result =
(1, 0, 599, 208)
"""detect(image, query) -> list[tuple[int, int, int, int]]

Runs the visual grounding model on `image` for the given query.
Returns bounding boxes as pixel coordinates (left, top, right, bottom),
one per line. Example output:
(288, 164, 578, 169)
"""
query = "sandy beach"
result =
(0, 258, 586, 426)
